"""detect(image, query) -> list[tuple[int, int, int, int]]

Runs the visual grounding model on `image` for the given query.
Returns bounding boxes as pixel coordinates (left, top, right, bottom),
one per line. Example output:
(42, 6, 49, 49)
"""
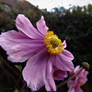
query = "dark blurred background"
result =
(0, 0, 92, 92)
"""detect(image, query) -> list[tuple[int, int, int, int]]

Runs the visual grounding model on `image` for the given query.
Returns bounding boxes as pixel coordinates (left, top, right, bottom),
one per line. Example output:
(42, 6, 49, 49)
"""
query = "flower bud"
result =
(82, 62, 90, 70)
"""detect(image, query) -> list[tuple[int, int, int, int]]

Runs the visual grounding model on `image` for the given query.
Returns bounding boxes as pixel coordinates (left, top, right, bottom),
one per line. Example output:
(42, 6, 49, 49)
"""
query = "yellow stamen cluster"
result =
(43, 31, 63, 55)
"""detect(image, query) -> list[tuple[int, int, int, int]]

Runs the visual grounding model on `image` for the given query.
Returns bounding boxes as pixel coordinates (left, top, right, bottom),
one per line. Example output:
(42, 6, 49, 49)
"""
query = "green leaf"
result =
(15, 65, 22, 72)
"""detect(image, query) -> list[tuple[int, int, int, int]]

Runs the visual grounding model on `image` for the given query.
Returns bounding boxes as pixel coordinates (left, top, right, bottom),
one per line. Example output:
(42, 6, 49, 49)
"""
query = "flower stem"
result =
(57, 67, 83, 89)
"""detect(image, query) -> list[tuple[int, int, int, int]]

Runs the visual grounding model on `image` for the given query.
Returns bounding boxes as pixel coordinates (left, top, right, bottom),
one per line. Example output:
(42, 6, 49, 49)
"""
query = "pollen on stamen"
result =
(43, 31, 63, 55)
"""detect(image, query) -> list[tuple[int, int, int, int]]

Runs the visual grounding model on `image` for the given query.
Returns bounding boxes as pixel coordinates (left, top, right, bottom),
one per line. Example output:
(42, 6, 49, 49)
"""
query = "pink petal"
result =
(8, 46, 44, 62)
(0, 30, 44, 62)
(22, 48, 49, 91)
(68, 88, 75, 92)
(78, 69, 88, 84)
(36, 16, 48, 35)
(62, 49, 74, 61)
(62, 40, 67, 49)
(22, 48, 56, 91)
(49, 55, 68, 80)
(54, 53, 74, 71)
(75, 87, 83, 92)
(53, 69, 68, 80)
(67, 79, 76, 88)
(44, 56, 56, 91)
(16, 14, 42, 39)
(74, 66, 80, 73)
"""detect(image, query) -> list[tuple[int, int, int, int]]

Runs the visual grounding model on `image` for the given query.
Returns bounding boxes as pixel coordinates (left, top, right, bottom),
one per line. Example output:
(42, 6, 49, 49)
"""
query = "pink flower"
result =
(0, 14, 74, 91)
(67, 66, 88, 92)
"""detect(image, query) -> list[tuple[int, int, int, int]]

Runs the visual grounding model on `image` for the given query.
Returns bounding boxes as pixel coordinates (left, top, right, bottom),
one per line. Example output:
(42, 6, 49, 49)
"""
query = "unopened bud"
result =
(82, 62, 90, 70)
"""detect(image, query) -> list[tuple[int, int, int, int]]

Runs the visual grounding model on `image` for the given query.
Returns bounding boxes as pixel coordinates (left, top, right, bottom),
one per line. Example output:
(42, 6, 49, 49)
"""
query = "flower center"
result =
(50, 37, 59, 48)
(43, 31, 63, 55)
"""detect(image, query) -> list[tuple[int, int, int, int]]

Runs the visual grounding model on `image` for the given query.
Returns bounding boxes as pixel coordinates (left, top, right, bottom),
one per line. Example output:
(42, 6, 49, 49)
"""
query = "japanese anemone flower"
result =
(67, 66, 88, 92)
(0, 14, 74, 91)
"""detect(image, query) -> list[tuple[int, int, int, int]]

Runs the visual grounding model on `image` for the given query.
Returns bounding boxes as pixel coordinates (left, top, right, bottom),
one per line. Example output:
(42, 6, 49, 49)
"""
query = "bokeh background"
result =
(0, 0, 92, 92)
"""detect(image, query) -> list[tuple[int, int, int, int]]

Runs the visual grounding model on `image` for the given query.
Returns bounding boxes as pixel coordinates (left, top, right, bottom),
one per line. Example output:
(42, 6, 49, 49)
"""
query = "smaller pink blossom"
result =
(67, 66, 88, 92)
